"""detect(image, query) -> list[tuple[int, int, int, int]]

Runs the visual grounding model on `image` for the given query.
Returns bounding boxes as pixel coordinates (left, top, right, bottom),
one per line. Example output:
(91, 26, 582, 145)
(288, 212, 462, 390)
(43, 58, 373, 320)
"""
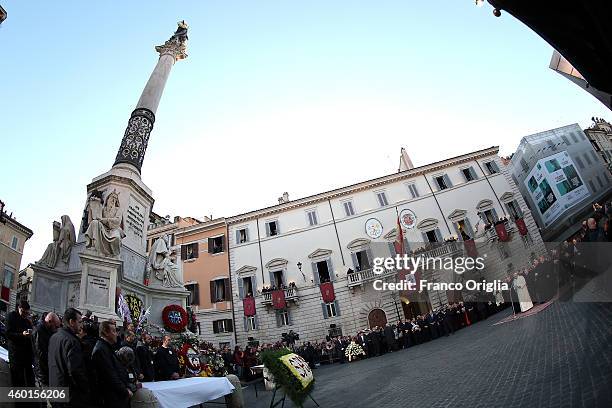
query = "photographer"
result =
(6, 300, 34, 387)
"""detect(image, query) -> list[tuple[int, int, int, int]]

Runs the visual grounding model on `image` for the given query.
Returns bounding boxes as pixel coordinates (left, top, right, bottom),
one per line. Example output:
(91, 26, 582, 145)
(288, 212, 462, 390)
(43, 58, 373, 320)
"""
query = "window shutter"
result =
(281, 270, 287, 286)
(265, 222, 271, 237)
(210, 281, 216, 303)
(365, 248, 374, 269)
(227, 319, 233, 332)
(350, 253, 359, 269)
(322, 303, 328, 319)
(312, 262, 320, 285)
(224, 278, 231, 301)
(470, 167, 478, 180)
(491, 161, 500, 173)
(235, 230, 240, 244)
(335, 300, 341, 316)
(491, 208, 499, 221)
(514, 201, 523, 218)
(251, 275, 257, 293)
(193, 283, 200, 305)
(287, 310, 292, 326)
(444, 174, 453, 188)
(421, 232, 429, 244)
(238, 277, 244, 299)
(326, 259, 335, 282)
(434, 228, 443, 242)
(245, 228, 249, 242)
(208, 238, 213, 253)
(461, 169, 469, 182)
(463, 218, 474, 239)
(193, 243, 199, 258)
(181, 245, 187, 260)
(275, 221, 280, 234)
(269, 271, 276, 287)
(222, 235, 226, 252)
(213, 320, 219, 334)
(388, 242, 396, 256)
(243, 317, 248, 332)
(254, 315, 258, 330)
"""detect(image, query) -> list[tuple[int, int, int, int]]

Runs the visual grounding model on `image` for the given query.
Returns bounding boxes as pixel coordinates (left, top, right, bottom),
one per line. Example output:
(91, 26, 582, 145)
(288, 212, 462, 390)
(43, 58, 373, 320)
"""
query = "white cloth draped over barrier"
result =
(141, 377, 234, 408)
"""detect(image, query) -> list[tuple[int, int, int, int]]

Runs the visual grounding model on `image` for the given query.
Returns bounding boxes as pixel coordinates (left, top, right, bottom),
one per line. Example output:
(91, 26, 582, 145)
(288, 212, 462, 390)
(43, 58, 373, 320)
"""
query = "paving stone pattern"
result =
(242, 301, 612, 408)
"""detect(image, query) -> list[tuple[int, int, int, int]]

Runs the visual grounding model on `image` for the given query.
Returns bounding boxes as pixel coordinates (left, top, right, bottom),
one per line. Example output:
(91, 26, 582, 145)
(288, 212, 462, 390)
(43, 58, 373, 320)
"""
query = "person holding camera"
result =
(5, 300, 35, 387)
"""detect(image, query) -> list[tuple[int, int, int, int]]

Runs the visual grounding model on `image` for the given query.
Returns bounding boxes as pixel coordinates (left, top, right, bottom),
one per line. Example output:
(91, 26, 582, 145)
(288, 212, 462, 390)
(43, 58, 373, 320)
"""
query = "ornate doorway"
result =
(368, 308, 387, 328)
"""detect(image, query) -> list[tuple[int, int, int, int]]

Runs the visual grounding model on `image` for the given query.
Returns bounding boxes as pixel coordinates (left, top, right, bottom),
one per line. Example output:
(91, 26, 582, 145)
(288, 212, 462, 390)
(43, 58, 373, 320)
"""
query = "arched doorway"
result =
(368, 308, 387, 328)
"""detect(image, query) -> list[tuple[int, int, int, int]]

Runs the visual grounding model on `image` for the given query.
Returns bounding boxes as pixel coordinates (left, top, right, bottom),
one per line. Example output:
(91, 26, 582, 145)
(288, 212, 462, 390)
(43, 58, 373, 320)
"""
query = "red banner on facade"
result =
(243, 296, 256, 316)
(0, 286, 9, 302)
(515, 218, 528, 236)
(319, 282, 336, 303)
(494, 223, 509, 242)
(463, 239, 478, 258)
(271, 289, 286, 310)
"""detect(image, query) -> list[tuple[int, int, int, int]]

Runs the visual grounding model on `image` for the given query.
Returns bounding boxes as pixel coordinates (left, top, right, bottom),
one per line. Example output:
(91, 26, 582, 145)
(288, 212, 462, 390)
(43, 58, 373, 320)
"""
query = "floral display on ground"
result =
(261, 348, 315, 406)
(344, 341, 366, 361)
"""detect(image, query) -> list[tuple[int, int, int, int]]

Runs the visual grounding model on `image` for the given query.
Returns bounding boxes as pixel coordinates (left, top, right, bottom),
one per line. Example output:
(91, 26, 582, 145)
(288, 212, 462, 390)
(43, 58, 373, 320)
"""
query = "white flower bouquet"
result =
(344, 341, 366, 361)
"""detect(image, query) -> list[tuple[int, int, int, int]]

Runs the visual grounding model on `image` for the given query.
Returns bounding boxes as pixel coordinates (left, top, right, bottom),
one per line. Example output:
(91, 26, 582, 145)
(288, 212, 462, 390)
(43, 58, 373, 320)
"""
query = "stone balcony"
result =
(261, 287, 299, 305)
(417, 240, 463, 258)
(347, 267, 397, 288)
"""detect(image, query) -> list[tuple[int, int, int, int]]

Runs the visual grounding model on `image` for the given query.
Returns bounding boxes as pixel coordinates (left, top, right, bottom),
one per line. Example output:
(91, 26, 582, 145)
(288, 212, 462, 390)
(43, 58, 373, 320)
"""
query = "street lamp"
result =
(296, 262, 306, 282)
(389, 291, 402, 322)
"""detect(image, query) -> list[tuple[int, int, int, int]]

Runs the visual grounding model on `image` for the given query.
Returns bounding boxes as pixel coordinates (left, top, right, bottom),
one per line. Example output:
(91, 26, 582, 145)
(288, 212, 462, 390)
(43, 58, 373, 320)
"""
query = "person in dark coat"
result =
(48, 307, 90, 407)
(154, 335, 180, 381)
(79, 319, 101, 408)
(136, 333, 156, 382)
(5, 300, 35, 388)
(32, 312, 61, 386)
(92, 321, 132, 408)
(383, 323, 395, 352)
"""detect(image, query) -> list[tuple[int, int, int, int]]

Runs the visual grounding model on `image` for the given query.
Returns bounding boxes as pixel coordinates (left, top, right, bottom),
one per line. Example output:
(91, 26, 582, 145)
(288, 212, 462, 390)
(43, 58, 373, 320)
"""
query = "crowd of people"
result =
(5, 302, 184, 407)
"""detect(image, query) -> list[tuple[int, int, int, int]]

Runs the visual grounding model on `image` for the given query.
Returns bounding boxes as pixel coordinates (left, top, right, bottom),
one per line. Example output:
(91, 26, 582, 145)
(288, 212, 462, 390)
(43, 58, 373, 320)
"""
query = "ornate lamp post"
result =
(297, 262, 306, 282)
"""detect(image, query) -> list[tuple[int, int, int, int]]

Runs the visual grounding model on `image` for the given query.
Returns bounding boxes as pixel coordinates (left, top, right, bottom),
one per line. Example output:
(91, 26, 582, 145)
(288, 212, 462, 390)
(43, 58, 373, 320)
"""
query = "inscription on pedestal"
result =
(87, 269, 110, 308)
(127, 195, 146, 240)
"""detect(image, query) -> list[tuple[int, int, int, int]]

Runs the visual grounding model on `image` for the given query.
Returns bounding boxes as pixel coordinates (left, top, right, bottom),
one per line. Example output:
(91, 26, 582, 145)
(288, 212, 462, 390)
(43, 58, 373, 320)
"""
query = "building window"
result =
(3, 265, 15, 289)
(546, 140, 557, 151)
(407, 184, 419, 198)
(561, 135, 571, 145)
(307, 210, 318, 226)
(236, 228, 249, 244)
(10, 236, 18, 250)
(276, 310, 290, 327)
(376, 192, 389, 207)
(455, 219, 474, 240)
(240, 276, 255, 299)
(322, 301, 340, 318)
(591, 150, 599, 162)
(270, 270, 285, 288)
(313, 259, 333, 284)
(505, 200, 523, 221)
(208, 235, 225, 254)
(574, 156, 585, 169)
(480, 208, 499, 225)
(343, 201, 355, 216)
(352, 250, 371, 271)
(434, 175, 452, 190)
(570, 132, 579, 143)
(181, 243, 199, 260)
(588, 180, 596, 192)
(213, 319, 233, 333)
(520, 158, 529, 172)
(461, 167, 478, 182)
(266, 220, 279, 237)
(246, 316, 257, 331)
(423, 228, 443, 243)
(185, 283, 200, 305)
(210, 278, 230, 302)
(484, 161, 500, 175)
(596, 175, 604, 189)
(584, 153, 592, 166)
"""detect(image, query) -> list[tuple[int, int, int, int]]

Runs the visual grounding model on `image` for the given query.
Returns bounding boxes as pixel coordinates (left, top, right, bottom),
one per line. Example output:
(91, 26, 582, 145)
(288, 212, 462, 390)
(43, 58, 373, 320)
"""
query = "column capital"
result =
(155, 20, 189, 62)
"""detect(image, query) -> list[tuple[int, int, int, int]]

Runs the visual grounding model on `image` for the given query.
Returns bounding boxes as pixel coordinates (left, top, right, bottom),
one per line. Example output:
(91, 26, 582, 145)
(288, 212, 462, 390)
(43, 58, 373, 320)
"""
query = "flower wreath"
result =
(162, 304, 188, 332)
(179, 343, 202, 376)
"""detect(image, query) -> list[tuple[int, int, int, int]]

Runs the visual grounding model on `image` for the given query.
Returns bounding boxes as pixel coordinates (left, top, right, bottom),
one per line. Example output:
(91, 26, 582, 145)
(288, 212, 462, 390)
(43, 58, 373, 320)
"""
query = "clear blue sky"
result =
(1, 1, 609, 266)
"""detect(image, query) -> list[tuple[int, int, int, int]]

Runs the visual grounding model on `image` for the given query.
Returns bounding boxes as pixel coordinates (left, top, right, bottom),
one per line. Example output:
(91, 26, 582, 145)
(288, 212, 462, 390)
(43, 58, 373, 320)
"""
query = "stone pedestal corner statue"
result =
(84, 189, 126, 257)
(146, 234, 183, 288)
(38, 215, 76, 268)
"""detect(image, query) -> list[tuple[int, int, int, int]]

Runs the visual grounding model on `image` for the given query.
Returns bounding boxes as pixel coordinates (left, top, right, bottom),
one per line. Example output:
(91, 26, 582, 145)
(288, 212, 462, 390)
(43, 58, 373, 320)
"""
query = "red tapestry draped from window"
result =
(271, 289, 286, 309)
(243, 296, 256, 316)
(463, 239, 478, 258)
(495, 223, 509, 242)
(515, 218, 528, 236)
(0, 286, 10, 302)
(319, 282, 335, 303)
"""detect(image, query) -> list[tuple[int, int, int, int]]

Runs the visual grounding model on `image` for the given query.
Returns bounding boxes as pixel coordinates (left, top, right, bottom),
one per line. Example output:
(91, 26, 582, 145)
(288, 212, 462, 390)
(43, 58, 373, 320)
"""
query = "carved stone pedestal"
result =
(78, 251, 121, 321)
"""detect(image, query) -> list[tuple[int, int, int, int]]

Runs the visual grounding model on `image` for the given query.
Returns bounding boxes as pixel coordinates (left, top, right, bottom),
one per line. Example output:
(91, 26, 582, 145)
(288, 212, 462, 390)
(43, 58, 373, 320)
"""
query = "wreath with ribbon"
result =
(179, 343, 202, 376)
(261, 348, 315, 406)
(162, 304, 188, 333)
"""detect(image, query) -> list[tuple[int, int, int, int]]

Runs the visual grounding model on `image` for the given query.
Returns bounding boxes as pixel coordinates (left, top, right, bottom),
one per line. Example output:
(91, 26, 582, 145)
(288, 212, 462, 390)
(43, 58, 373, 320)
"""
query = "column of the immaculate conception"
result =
(30, 22, 190, 326)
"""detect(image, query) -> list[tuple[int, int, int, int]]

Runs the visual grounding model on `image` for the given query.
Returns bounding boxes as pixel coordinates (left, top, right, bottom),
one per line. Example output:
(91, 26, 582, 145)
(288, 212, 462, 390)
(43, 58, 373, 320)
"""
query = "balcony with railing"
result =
(347, 266, 397, 287)
(417, 240, 463, 258)
(261, 287, 299, 304)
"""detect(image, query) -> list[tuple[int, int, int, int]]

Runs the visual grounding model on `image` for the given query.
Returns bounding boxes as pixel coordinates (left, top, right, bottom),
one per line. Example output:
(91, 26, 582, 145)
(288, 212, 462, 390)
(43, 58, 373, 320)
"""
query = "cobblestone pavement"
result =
(241, 300, 612, 408)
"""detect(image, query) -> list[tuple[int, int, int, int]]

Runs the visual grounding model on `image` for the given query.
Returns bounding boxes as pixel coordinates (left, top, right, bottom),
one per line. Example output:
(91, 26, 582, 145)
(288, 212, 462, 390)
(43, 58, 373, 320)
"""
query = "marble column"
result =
(113, 23, 189, 173)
